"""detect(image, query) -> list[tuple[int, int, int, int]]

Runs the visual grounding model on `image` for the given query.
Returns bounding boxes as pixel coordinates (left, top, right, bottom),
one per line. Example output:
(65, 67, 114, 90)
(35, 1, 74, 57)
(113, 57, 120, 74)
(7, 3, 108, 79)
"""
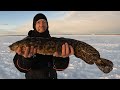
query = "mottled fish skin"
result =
(8, 37, 113, 73)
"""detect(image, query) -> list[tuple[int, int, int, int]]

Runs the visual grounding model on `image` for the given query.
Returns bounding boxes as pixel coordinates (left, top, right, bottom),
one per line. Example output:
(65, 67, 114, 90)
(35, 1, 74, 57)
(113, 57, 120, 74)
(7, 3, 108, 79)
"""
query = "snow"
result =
(0, 35, 120, 79)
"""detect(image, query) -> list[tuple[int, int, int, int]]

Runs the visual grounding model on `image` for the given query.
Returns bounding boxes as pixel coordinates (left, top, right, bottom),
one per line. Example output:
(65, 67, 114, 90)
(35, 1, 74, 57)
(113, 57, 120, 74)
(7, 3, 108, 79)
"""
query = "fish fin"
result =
(95, 58, 113, 73)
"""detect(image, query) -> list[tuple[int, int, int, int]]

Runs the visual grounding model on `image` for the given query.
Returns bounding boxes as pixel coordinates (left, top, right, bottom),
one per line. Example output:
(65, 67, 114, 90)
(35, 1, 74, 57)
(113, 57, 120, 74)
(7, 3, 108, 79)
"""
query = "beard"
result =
(37, 27, 46, 33)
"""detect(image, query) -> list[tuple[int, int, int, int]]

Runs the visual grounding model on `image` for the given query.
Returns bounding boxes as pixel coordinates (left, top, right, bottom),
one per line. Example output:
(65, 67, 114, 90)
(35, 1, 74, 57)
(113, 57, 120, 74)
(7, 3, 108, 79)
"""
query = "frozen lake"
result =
(0, 35, 120, 79)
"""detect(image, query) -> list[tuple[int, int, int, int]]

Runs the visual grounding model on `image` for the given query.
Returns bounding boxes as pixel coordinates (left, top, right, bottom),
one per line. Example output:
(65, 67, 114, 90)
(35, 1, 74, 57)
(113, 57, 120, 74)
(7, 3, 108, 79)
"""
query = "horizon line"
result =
(0, 34, 120, 36)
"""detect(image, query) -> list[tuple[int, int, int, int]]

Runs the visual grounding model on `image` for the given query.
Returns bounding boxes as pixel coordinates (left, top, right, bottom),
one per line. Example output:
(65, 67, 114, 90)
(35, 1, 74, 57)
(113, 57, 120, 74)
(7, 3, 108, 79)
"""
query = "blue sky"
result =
(0, 11, 66, 30)
(0, 11, 120, 35)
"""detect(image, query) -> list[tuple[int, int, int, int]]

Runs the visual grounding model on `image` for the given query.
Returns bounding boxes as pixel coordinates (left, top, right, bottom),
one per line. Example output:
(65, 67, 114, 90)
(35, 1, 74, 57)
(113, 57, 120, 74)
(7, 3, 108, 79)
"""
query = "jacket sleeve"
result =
(13, 53, 33, 73)
(53, 56, 70, 71)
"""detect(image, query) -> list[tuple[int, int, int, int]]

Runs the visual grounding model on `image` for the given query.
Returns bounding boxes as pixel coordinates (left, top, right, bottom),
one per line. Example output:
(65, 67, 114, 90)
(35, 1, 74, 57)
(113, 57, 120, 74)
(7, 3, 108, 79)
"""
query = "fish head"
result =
(8, 41, 21, 51)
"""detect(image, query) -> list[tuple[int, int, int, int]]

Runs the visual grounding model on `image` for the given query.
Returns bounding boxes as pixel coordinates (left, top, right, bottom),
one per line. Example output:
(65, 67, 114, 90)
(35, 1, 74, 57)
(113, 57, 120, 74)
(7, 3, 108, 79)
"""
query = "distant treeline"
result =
(0, 35, 27, 36)
(0, 34, 120, 36)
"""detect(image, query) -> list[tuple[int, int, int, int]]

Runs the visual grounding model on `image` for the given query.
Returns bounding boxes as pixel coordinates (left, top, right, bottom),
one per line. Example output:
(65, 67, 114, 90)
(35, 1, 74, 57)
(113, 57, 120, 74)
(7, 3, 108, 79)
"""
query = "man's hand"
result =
(53, 43, 74, 58)
(15, 46, 37, 58)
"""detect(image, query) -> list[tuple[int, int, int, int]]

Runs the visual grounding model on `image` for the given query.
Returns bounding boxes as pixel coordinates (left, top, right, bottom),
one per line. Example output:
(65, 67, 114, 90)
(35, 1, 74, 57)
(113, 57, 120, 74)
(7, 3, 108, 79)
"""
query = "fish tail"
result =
(95, 58, 113, 73)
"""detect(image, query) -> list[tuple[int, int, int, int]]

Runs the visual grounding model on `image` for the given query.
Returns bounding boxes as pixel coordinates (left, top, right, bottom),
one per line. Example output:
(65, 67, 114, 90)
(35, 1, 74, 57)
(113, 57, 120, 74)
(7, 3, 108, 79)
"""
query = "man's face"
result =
(35, 19, 48, 33)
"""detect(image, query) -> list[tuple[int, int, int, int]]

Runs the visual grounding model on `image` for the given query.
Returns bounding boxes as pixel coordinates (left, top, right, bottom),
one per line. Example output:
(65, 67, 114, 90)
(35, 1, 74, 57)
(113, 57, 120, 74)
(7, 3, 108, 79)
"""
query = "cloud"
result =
(0, 24, 17, 32)
(0, 24, 8, 25)
(13, 21, 33, 35)
(49, 11, 120, 34)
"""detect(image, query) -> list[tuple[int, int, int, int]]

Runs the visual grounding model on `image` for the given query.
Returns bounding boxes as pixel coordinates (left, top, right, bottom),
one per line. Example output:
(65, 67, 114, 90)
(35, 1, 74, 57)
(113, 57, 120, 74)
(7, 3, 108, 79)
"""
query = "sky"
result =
(0, 11, 120, 35)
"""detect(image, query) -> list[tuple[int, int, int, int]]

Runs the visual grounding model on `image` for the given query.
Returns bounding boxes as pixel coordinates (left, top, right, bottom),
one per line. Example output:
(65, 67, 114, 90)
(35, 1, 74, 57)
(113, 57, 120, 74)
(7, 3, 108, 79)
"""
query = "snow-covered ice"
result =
(0, 35, 120, 79)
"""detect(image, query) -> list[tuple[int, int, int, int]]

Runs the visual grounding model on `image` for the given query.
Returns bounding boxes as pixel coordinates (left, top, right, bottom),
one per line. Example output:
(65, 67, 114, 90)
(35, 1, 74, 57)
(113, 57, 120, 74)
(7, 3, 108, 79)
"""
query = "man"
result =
(13, 13, 74, 79)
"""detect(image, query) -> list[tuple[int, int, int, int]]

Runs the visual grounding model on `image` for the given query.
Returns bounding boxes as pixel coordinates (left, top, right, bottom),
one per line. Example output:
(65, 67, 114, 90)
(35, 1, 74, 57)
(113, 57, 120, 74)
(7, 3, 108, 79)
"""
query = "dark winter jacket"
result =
(13, 30, 70, 79)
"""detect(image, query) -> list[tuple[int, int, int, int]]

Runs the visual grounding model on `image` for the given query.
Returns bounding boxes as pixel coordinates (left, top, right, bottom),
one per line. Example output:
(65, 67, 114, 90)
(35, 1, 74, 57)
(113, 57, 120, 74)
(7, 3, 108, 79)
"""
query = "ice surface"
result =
(0, 35, 120, 79)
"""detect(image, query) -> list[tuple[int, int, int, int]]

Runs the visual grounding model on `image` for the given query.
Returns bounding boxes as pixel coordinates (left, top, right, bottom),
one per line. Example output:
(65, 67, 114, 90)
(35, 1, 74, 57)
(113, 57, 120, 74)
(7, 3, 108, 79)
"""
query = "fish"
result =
(8, 37, 113, 74)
